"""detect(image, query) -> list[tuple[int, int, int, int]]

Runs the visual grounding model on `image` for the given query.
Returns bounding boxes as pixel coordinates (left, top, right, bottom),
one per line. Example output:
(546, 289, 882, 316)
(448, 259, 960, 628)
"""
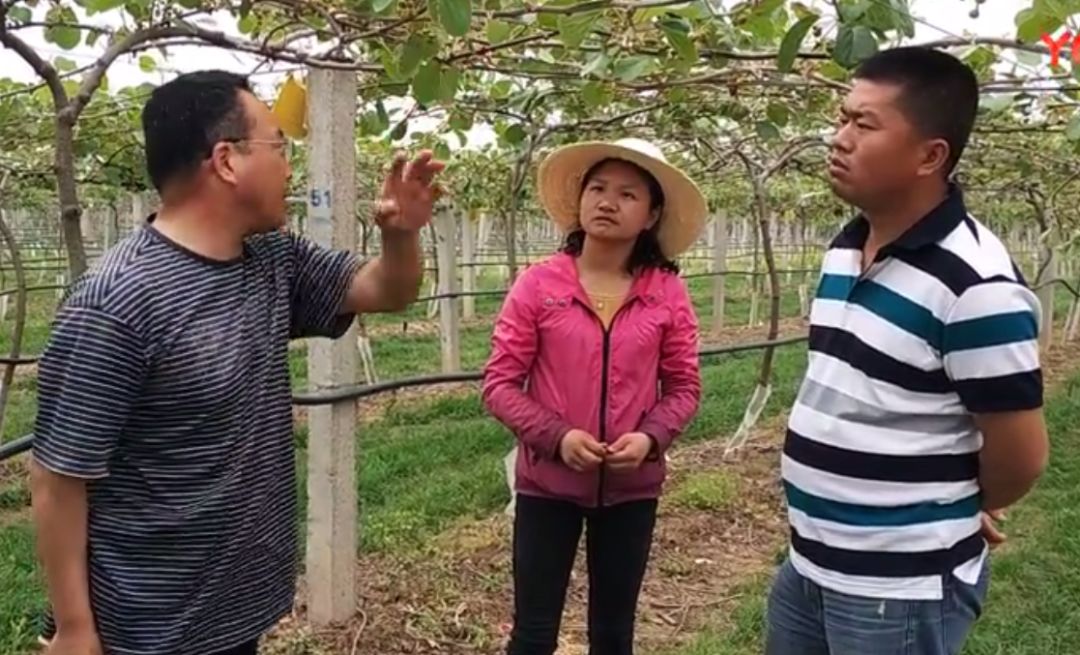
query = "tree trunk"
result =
(755, 179, 781, 387)
(0, 209, 26, 444)
(56, 114, 87, 281)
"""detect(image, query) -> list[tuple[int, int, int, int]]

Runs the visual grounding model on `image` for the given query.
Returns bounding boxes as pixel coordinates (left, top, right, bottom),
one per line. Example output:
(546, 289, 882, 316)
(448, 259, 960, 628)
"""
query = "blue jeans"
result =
(765, 558, 989, 655)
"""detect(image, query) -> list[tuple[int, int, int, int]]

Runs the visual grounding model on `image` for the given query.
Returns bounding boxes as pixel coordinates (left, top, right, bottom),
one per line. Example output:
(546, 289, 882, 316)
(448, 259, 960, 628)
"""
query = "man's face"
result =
(828, 79, 946, 210)
(228, 92, 292, 232)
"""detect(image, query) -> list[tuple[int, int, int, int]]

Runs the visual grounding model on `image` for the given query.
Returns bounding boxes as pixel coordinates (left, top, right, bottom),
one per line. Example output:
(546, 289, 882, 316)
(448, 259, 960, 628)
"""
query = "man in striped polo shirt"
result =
(29, 72, 443, 655)
(766, 48, 1049, 654)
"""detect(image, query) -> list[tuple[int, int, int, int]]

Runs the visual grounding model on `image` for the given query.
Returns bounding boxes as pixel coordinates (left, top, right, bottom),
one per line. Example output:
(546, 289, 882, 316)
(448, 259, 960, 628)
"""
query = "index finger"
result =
(404, 150, 434, 181)
(582, 439, 607, 456)
(417, 160, 447, 186)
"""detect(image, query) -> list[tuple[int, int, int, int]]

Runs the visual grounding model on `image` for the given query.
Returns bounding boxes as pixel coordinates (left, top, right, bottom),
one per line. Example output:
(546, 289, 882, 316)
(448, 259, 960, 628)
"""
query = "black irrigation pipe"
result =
(0, 334, 812, 461)
(0, 285, 65, 298)
(413, 269, 821, 304)
(415, 289, 509, 303)
(0, 434, 30, 460)
(290, 334, 809, 406)
(6, 275, 1077, 463)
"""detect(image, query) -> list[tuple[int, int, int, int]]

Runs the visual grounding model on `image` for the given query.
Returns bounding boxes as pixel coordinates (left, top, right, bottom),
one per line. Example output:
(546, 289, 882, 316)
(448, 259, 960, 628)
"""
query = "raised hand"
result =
(373, 150, 446, 234)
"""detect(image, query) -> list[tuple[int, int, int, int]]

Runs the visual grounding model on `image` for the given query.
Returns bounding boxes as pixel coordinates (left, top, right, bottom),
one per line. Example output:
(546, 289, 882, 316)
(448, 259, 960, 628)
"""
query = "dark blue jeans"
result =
(765, 558, 989, 655)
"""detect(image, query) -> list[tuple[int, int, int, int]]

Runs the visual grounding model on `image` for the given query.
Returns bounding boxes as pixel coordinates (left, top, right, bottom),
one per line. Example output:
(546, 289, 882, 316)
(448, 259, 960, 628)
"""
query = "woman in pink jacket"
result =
(483, 138, 706, 655)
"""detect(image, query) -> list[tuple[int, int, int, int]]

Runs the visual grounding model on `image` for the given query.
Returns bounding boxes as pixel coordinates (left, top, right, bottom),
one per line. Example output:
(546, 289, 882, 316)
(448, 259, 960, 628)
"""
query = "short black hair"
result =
(853, 46, 978, 175)
(141, 70, 253, 192)
(560, 158, 679, 274)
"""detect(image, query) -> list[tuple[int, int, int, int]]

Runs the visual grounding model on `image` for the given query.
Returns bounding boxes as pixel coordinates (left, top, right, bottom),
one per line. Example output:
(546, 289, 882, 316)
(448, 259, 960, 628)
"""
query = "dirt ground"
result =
(265, 336, 1080, 655)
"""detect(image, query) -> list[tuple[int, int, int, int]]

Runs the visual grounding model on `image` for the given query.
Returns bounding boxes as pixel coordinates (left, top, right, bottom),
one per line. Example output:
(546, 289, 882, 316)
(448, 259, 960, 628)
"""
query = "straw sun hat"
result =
(536, 137, 708, 258)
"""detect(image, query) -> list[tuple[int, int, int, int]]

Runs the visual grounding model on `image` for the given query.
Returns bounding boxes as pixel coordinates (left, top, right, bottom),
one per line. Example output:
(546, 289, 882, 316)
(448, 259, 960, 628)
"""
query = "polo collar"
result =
(831, 183, 970, 256)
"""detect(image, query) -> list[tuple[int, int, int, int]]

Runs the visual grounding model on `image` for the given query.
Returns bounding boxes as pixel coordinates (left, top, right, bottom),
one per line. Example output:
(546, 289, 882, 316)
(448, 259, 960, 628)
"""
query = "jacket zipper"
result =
(594, 301, 632, 508)
(597, 326, 611, 508)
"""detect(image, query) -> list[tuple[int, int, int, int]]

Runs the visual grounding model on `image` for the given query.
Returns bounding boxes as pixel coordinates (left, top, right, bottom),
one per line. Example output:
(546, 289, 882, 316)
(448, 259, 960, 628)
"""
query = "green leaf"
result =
(719, 101, 749, 122)
(581, 51, 610, 77)
(372, 0, 396, 12)
(864, 0, 911, 35)
(400, 34, 437, 78)
(766, 102, 790, 127)
(491, 80, 513, 99)
(613, 55, 654, 82)
(437, 0, 471, 37)
(390, 119, 409, 141)
(963, 45, 997, 80)
(449, 110, 473, 131)
(755, 0, 785, 15)
(486, 19, 512, 43)
(439, 65, 460, 103)
(1016, 7, 1063, 44)
(777, 14, 818, 73)
(581, 81, 610, 108)
(837, 0, 871, 22)
(889, 0, 915, 38)
(502, 123, 527, 145)
(1067, 111, 1080, 142)
(413, 62, 442, 105)
(659, 17, 696, 62)
(138, 55, 156, 72)
(818, 60, 849, 82)
(53, 56, 77, 72)
(743, 14, 775, 41)
(84, 0, 126, 13)
(375, 101, 390, 132)
(434, 141, 452, 160)
(557, 11, 598, 48)
(45, 7, 81, 50)
(755, 120, 781, 141)
(8, 6, 31, 22)
(360, 110, 384, 136)
(1039, 0, 1076, 21)
(237, 14, 257, 34)
(834, 24, 877, 68)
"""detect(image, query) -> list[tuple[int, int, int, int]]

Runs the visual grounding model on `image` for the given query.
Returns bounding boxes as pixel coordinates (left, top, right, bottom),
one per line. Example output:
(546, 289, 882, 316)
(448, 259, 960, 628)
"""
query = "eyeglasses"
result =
(220, 137, 290, 155)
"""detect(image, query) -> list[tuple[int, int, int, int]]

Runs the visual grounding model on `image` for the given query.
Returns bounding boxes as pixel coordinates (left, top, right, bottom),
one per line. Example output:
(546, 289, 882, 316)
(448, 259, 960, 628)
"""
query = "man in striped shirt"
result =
(766, 47, 1049, 654)
(29, 71, 443, 655)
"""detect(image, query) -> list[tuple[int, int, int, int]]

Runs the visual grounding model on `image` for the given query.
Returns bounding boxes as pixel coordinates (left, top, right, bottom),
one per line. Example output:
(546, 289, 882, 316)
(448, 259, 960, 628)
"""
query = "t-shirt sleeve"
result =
(942, 280, 1042, 413)
(32, 306, 149, 479)
(287, 232, 365, 339)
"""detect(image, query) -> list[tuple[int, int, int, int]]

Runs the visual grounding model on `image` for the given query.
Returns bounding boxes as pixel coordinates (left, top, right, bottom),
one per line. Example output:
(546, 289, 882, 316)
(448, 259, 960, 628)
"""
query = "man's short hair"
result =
(853, 47, 978, 175)
(141, 70, 253, 193)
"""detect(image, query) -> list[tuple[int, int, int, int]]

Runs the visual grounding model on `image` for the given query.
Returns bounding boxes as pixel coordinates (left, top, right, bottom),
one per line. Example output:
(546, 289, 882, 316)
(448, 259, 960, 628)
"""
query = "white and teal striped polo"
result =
(783, 184, 1042, 600)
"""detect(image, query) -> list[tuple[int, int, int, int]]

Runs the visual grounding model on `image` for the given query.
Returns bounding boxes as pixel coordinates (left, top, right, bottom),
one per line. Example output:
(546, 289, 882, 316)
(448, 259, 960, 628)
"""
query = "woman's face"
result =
(577, 159, 659, 245)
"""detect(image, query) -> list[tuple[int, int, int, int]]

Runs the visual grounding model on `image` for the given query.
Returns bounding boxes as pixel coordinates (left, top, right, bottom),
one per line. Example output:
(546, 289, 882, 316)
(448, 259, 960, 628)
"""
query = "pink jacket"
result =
(482, 252, 702, 508)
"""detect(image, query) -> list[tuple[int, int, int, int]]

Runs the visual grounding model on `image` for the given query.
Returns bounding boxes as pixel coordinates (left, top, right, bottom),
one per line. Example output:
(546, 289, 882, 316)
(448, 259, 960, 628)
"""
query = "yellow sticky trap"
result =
(273, 75, 308, 140)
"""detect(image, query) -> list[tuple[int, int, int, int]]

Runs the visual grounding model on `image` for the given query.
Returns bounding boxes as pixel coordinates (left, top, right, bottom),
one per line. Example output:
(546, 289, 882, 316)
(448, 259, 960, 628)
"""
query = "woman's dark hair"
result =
(560, 158, 679, 274)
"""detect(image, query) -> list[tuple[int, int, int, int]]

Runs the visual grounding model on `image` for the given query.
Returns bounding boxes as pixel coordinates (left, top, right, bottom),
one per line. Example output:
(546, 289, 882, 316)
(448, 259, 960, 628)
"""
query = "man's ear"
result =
(917, 138, 951, 178)
(208, 142, 240, 186)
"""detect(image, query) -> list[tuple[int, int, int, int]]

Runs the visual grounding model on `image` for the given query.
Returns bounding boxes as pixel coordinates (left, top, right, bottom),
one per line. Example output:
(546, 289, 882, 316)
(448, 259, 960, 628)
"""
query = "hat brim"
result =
(536, 141, 708, 258)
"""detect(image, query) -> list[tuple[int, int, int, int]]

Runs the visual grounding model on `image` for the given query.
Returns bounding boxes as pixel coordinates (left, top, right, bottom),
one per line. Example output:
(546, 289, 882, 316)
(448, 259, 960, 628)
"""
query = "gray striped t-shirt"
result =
(32, 221, 362, 654)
